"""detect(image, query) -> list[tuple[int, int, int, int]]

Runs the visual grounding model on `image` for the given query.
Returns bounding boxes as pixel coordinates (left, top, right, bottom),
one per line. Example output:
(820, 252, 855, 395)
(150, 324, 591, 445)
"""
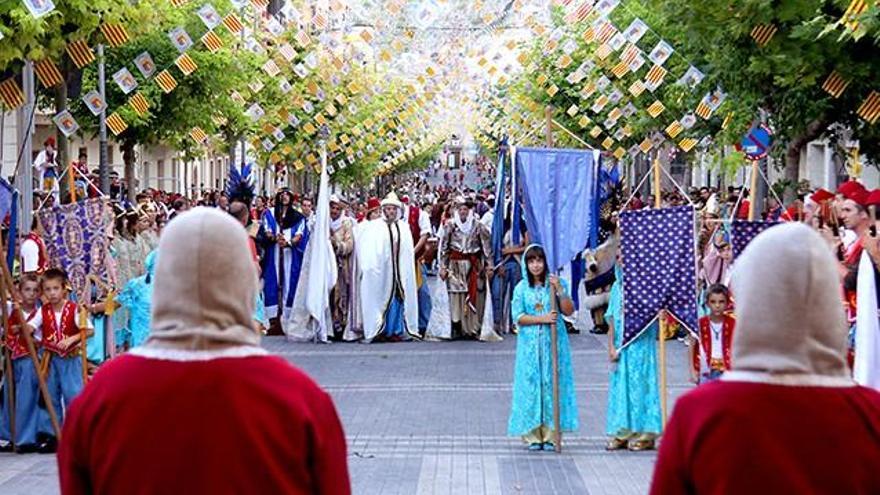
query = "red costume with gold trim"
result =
(40, 301, 82, 357)
(692, 314, 735, 375)
(6, 307, 39, 359)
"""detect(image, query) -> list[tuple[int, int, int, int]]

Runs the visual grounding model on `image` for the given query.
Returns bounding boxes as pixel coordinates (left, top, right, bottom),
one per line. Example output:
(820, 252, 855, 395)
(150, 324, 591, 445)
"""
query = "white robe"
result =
(356, 218, 419, 341)
(855, 251, 880, 390)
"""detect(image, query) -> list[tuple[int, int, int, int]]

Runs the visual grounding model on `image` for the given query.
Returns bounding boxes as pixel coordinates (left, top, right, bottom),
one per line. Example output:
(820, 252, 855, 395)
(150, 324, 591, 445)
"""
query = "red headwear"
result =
(44, 136, 55, 147)
(866, 190, 880, 208)
(365, 197, 381, 212)
(810, 188, 834, 203)
(839, 181, 868, 206)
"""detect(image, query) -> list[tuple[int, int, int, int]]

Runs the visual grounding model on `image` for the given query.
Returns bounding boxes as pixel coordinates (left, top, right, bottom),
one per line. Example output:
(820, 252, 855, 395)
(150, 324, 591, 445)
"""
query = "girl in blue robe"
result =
(604, 264, 662, 451)
(117, 251, 157, 348)
(507, 244, 579, 450)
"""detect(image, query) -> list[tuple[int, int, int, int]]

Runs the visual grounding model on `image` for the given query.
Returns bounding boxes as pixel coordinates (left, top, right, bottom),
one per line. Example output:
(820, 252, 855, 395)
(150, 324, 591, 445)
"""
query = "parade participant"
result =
(280, 198, 310, 325)
(329, 195, 354, 340)
(116, 251, 157, 348)
(507, 245, 578, 451)
(256, 196, 281, 325)
(853, 190, 880, 389)
(651, 223, 880, 494)
(492, 202, 529, 335)
(29, 268, 92, 453)
(438, 197, 493, 339)
(33, 137, 58, 198)
(273, 189, 300, 318)
(355, 192, 419, 342)
(605, 262, 662, 451)
(0, 275, 42, 453)
(20, 218, 48, 275)
(362, 197, 381, 222)
(403, 195, 433, 336)
(690, 284, 735, 383)
(58, 208, 351, 494)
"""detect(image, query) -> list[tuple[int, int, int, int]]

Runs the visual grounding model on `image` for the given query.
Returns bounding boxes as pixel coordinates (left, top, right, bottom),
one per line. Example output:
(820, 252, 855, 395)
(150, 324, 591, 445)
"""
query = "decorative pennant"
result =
(623, 18, 648, 43)
(66, 40, 95, 69)
(201, 31, 224, 52)
(639, 137, 654, 153)
(128, 92, 150, 116)
(134, 52, 156, 79)
(106, 112, 128, 136)
(822, 70, 851, 99)
(647, 100, 665, 118)
(750, 24, 778, 47)
(100, 23, 129, 48)
(629, 80, 646, 97)
(262, 59, 281, 77)
(856, 90, 880, 125)
(168, 27, 193, 53)
(665, 120, 683, 138)
(645, 64, 668, 87)
(52, 110, 78, 137)
(296, 30, 312, 47)
(246, 103, 265, 121)
(82, 90, 107, 116)
(174, 53, 198, 76)
(278, 43, 297, 62)
(613, 146, 626, 160)
(112, 68, 138, 94)
(155, 70, 178, 93)
(679, 137, 698, 152)
(23, 0, 55, 18)
(223, 13, 244, 34)
(648, 40, 674, 66)
(681, 113, 697, 129)
(34, 59, 63, 88)
(190, 127, 208, 144)
(678, 65, 705, 89)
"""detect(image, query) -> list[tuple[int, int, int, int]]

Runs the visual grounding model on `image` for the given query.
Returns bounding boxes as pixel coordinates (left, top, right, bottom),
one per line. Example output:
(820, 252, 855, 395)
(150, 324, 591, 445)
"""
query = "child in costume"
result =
(0, 275, 42, 452)
(605, 262, 662, 451)
(31, 268, 92, 453)
(117, 251, 157, 348)
(507, 244, 579, 451)
(691, 284, 735, 383)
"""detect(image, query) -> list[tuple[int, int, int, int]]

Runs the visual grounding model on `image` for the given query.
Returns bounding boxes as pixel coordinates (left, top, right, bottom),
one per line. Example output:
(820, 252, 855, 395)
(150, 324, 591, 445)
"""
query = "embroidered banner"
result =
(37, 198, 112, 297)
(731, 220, 780, 259)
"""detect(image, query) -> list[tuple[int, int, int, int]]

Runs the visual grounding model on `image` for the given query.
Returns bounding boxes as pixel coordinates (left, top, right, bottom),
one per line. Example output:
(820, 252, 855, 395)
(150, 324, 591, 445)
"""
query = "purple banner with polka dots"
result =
(731, 220, 780, 259)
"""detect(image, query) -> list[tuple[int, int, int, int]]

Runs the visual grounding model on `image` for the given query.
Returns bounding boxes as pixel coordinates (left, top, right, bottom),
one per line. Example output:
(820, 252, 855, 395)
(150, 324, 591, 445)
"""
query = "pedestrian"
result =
(507, 244, 579, 451)
(690, 283, 734, 384)
(651, 223, 880, 494)
(58, 207, 351, 494)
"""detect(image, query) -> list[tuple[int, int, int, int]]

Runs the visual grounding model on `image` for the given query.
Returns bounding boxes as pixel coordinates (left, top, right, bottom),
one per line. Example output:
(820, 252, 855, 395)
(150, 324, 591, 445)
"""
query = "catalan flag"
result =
(296, 30, 312, 47)
(611, 60, 629, 78)
(696, 100, 713, 120)
(822, 70, 850, 98)
(170, 0, 190, 6)
(34, 59, 63, 88)
(567, 104, 579, 117)
(750, 24, 777, 47)
(278, 43, 297, 62)
(251, 0, 269, 9)
(571, 2, 593, 24)
(629, 80, 645, 97)
(262, 59, 280, 77)
(223, 13, 244, 34)
(201, 30, 223, 53)
(721, 112, 735, 130)
(175, 53, 197, 76)
(0, 78, 24, 109)
(100, 23, 129, 48)
(639, 137, 653, 153)
(578, 115, 591, 128)
(155, 70, 178, 93)
(106, 112, 128, 136)
(843, 0, 869, 31)
(857, 90, 880, 125)
(613, 147, 626, 160)
(190, 127, 208, 144)
(665, 120, 683, 139)
(66, 40, 95, 69)
(128, 92, 150, 116)
(596, 21, 617, 44)
(647, 100, 665, 118)
(679, 137, 698, 152)
(595, 43, 613, 60)
(582, 26, 596, 43)
(590, 126, 603, 138)
(645, 64, 667, 86)
(602, 137, 614, 150)
(312, 12, 328, 29)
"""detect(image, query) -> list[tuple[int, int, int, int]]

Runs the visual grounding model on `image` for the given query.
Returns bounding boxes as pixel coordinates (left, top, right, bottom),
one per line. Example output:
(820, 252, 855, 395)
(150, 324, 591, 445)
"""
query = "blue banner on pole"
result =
(514, 147, 598, 272)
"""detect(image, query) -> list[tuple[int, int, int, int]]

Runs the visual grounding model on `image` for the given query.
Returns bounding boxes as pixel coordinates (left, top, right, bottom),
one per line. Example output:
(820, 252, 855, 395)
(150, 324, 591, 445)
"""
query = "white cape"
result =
(355, 218, 419, 341)
(854, 251, 880, 390)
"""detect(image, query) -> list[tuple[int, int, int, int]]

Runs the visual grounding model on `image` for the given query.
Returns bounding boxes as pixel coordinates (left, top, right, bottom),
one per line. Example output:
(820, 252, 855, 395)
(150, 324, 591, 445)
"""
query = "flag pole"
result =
(748, 160, 759, 221)
(545, 105, 562, 453)
(653, 156, 669, 426)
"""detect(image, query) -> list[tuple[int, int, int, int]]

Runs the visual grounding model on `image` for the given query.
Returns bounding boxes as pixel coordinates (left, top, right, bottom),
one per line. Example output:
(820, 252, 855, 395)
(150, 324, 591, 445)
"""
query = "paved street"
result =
(0, 279, 693, 494)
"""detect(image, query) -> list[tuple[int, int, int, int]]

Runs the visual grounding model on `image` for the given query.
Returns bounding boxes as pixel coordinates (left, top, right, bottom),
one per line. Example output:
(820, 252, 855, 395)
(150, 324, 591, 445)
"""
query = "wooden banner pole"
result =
(544, 106, 563, 453)
(653, 157, 669, 426)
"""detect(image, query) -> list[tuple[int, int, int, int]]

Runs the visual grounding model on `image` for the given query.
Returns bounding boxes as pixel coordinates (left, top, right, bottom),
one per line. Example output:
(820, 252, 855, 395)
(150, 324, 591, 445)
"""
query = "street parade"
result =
(1, 1, 880, 494)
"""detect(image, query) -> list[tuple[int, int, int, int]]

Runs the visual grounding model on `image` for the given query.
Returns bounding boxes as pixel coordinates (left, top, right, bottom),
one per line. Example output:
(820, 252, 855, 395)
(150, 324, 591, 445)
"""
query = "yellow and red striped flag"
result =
(223, 13, 244, 34)
(639, 137, 653, 153)
(629, 80, 645, 97)
(251, 0, 269, 9)
(696, 101, 713, 119)
(751, 24, 777, 47)
(201, 30, 223, 53)
(857, 90, 880, 125)
(100, 23, 129, 48)
(679, 137, 698, 152)
(578, 115, 591, 128)
(822, 70, 850, 99)
(175, 53, 197, 76)
(0, 78, 24, 109)
(613, 147, 626, 160)
(595, 43, 612, 60)
(66, 40, 95, 69)
(278, 43, 297, 62)
(34, 59, 63, 88)
(843, 0, 869, 31)
(602, 136, 614, 150)
(611, 60, 629, 78)
(296, 30, 312, 47)
(645, 64, 667, 86)
(721, 112, 735, 129)
(155, 70, 178, 93)
(596, 21, 617, 44)
(312, 12, 328, 30)
(190, 127, 208, 144)
(128, 92, 150, 116)
(170, 0, 190, 6)
(647, 100, 665, 118)
(590, 126, 603, 138)
(665, 120, 683, 139)
(106, 112, 128, 136)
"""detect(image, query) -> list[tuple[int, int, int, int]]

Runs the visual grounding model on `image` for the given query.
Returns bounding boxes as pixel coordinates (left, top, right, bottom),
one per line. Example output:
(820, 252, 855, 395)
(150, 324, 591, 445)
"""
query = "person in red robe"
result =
(651, 223, 880, 494)
(58, 207, 350, 495)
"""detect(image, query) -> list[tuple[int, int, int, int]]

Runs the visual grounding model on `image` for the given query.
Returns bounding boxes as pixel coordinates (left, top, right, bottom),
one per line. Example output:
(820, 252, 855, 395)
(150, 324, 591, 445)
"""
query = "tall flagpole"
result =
(653, 156, 668, 426)
(545, 105, 562, 453)
(98, 45, 110, 195)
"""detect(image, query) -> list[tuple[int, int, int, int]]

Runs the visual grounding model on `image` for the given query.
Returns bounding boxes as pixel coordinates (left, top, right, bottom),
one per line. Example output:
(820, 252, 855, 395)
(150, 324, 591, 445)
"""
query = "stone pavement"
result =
(0, 279, 694, 494)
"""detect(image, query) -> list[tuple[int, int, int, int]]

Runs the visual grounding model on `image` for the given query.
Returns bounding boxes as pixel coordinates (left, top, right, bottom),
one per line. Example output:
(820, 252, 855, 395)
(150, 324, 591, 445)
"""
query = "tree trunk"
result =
(55, 82, 70, 203)
(783, 118, 828, 204)
(122, 141, 137, 202)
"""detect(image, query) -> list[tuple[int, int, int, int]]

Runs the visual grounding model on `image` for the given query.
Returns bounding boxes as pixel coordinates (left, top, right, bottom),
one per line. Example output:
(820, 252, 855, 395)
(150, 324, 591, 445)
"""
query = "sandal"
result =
(605, 437, 628, 451)
(528, 443, 543, 451)
(627, 438, 655, 451)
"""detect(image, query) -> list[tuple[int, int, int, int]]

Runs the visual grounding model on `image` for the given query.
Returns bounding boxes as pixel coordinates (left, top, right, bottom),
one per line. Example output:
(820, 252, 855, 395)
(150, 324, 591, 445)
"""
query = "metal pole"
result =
(98, 45, 110, 195)
(16, 61, 35, 234)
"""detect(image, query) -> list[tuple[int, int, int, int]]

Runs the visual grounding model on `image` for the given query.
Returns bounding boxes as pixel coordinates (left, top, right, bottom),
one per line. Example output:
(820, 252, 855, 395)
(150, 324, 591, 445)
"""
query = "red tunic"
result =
(650, 381, 880, 494)
(58, 354, 350, 495)
(5, 307, 39, 359)
(41, 301, 81, 357)
(692, 315, 735, 374)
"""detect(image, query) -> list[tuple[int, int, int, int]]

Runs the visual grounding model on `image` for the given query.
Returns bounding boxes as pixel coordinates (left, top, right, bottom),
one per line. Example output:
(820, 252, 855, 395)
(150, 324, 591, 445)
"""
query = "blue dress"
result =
(604, 266, 662, 436)
(507, 252, 579, 437)
(117, 251, 157, 348)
